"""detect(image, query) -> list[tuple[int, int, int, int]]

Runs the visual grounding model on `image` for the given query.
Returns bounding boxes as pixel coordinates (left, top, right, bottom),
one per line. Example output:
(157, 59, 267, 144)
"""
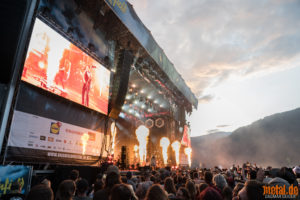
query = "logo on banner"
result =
(50, 122, 62, 134)
(88, 132, 96, 141)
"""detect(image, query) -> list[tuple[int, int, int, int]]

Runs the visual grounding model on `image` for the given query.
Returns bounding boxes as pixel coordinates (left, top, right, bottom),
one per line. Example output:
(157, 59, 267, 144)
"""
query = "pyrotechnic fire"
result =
(171, 141, 181, 166)
(135, 125, 149, 165)
(46, 37, 65, 88)
(184, 147, 192, 167)
(160, 137, 170, 166)
(81, 133, 89, 155)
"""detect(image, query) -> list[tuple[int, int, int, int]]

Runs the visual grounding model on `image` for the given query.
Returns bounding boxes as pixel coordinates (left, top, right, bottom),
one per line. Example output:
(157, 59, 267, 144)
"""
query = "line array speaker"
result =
(108, 49, 133, 119)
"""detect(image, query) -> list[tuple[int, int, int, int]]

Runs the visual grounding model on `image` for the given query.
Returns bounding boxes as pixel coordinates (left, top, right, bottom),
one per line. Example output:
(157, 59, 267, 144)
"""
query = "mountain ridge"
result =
(191, 107, 300, 168)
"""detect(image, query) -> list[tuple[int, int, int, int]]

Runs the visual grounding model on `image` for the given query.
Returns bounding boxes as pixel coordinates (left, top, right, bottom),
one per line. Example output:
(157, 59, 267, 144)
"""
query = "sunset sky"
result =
(128, 0, 300, 137)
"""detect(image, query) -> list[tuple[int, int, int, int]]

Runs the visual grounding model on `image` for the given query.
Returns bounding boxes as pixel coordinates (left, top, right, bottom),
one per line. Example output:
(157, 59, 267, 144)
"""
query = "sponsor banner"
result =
(7, 110, 104, 163)
(0, 165, 32, 197)
(22, 18, 110, 115)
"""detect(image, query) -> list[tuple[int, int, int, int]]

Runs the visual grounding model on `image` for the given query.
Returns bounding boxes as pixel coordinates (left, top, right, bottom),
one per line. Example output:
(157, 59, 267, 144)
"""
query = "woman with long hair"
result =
(185, 180, 196, 200)
(164, 177, 176, 198)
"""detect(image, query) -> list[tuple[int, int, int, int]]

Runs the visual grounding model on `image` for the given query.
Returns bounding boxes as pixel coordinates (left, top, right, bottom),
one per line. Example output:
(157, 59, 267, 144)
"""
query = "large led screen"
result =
(22, 18, 110, 115)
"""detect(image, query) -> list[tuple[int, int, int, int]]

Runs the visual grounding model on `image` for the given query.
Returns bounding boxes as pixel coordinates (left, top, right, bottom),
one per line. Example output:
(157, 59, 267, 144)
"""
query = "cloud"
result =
(129, 0, 300, 98)
(207, 129, 220, 134)
(217, 124, 230, 128)
(198, 94, 214, 103)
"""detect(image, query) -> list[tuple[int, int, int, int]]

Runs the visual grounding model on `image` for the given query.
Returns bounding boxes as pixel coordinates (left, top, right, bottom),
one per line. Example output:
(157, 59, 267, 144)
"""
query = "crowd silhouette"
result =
(3, 162, 299, 200)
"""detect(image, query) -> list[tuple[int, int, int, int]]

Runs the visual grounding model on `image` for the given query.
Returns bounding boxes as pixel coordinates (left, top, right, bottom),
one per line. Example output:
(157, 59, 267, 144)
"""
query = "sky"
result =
(127, 0, 300, 137)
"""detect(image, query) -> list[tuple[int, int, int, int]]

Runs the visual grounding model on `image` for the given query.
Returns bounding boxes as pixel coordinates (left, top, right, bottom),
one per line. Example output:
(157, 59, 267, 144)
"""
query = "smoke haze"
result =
(191, 107, 300, 168)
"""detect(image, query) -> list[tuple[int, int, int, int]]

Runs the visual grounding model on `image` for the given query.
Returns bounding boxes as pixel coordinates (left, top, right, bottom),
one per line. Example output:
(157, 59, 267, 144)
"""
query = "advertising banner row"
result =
(6, 110, 104, 164)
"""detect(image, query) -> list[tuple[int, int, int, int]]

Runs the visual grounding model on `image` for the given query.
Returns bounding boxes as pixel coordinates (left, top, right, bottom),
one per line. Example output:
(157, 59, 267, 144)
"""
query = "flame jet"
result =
(184, 147, 192, 167)
(160, 137, 170, 166)
(171, 141, 181, 166)
(135, 125, 149, 165)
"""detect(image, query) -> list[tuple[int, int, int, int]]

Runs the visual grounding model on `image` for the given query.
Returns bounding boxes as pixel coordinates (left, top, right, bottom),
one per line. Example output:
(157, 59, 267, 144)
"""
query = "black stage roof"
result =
(104, 0, 198, 109)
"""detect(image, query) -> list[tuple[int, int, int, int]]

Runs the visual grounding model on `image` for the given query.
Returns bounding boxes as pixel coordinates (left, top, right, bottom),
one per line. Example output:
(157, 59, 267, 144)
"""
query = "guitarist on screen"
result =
(82, 65, 92, 106)
(56, 59, 71, 90)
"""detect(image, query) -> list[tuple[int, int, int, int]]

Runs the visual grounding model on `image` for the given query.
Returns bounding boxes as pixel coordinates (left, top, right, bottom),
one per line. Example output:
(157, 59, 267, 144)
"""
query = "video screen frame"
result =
(21, 18, 111, 115)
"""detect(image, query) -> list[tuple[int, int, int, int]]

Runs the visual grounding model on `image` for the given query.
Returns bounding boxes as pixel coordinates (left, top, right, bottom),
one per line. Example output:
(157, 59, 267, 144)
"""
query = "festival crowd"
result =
(2, 162, 300, 200)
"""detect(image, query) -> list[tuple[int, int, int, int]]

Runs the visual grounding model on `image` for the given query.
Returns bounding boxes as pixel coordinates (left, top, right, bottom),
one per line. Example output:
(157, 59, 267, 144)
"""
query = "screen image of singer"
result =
(21, 18, 110, 115)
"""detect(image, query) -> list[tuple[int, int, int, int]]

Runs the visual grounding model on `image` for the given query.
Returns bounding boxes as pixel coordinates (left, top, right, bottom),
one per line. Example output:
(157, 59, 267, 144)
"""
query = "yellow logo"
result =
(50, 122, 61, 134)
(108, 0, 127, 13)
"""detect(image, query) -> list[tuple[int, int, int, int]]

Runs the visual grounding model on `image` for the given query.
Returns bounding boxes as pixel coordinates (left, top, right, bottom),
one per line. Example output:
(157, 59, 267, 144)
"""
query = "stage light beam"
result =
(111, 122, 117, 155)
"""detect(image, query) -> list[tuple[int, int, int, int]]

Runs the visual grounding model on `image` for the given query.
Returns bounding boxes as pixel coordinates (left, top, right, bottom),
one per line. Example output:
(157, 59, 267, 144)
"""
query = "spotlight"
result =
(147, 95, 152, 99)
(126, 95, 131, 100)
(134, 100, 138, 104)
(132, 84, 136, 88)
(141, 104, 146, 109)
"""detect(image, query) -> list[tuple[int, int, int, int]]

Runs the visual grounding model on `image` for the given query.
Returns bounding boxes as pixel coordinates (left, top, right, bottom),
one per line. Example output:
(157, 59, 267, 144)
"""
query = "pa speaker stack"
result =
(109, 49, 133, 119)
